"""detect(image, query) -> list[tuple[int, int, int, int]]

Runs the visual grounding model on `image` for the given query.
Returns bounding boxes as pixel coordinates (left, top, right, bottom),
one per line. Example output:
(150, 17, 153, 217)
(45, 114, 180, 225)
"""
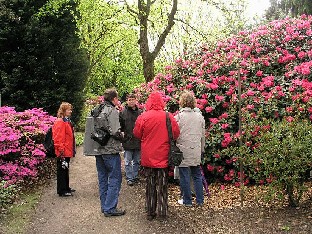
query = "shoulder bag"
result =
(166, 112, 183, 166)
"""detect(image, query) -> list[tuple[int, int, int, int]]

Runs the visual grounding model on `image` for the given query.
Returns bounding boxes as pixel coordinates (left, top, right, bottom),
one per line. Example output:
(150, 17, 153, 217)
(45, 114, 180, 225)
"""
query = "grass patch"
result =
(0, 189, 42, 234)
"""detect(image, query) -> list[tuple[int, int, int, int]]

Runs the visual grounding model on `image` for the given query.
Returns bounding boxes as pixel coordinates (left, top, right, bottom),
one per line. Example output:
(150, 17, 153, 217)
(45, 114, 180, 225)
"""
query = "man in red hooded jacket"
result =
(133, 91, 180, 220)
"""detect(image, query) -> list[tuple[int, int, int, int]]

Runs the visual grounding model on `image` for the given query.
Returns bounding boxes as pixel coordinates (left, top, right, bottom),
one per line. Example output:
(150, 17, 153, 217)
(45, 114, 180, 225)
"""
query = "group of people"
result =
(51, 88, 206, 221)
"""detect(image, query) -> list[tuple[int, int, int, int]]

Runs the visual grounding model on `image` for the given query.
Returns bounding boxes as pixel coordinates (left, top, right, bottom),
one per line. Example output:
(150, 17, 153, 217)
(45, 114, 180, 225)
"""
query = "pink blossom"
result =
(209, 118, 219, 125)
(207, 164, 214, 172)
(215, 95, 225, 102)
(205, 106, 214, 113)
(286, 107, 293, 113)
(221, 124, 229, 129)
(222, 102, 229, 108)
(285, 116, 294, 122)
(246, 104, 254, 110)
(214, 154, 221, 158)
(256, 70, 263, 77)
(246, 90, 255, 96)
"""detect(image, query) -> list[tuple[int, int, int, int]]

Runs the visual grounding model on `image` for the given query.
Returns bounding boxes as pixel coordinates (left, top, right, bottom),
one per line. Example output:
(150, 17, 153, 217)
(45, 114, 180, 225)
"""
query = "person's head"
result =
(57, 102, 73, 118)
(104, 88, 119, 106)
(179, 91, 196, 109)
(145, 91, 165, 111)
(126, 93, 137, 108)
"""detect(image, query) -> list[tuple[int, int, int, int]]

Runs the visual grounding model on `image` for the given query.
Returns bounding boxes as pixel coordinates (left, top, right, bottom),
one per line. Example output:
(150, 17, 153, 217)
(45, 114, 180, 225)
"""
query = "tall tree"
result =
(265, 0, 312, 20)
(0, 0, 88, 121)
(125, 0, 177, 82)
(157, 0, 249, 64)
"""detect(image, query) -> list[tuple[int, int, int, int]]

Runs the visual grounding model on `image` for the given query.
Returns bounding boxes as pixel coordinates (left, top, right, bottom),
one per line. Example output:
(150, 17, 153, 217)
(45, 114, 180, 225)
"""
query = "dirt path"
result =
(25, 147, 185, 234)
(25, 146, 312, 234)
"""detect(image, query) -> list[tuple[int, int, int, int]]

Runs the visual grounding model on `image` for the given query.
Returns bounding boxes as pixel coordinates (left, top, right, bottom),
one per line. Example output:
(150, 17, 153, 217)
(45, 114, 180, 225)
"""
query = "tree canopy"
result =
(265, 0, 312, 20)
(0, 0, 88, 121)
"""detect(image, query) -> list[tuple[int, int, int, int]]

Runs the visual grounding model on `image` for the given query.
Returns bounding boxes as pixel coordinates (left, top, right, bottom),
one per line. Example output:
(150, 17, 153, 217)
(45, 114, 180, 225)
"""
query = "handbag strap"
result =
(165, 112, 174, 143)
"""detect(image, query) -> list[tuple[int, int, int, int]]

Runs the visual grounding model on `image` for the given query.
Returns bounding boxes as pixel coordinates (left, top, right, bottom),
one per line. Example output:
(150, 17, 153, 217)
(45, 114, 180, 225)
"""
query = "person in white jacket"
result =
(175, 91, 205, 207)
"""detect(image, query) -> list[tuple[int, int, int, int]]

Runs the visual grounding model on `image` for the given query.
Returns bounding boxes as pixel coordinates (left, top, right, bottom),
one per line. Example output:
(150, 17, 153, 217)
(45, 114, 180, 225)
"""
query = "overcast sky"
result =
(247, 0, 271, 17)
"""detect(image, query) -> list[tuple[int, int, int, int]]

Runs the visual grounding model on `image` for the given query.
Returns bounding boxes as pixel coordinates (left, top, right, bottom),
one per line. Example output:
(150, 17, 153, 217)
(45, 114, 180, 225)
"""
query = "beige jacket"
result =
(175, 108, 205, 167)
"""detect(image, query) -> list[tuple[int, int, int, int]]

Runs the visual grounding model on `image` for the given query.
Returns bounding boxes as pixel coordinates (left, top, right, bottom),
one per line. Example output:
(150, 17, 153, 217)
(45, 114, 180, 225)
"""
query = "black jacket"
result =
(120, 105, 142, 150)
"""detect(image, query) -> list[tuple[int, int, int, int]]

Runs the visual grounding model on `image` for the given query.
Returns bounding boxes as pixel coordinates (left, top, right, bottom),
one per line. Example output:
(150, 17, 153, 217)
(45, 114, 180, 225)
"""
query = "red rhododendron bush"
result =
(134, 16, 312, 190)
(0, 106, 55, 208)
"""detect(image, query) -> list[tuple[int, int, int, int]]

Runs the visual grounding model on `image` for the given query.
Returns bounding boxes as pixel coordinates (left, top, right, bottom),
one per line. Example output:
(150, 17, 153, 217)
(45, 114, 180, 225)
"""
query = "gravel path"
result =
(25, 146, 312, 234)
(25, 147, 189, 234)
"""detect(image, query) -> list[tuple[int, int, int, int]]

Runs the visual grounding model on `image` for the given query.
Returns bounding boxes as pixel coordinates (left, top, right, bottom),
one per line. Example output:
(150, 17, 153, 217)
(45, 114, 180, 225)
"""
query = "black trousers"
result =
(145, 167, 168, 217)
(57, 158, 70, 194)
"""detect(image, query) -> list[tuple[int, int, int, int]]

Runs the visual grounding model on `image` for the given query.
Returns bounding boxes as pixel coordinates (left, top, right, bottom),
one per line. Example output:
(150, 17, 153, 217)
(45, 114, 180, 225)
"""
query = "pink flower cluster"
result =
(0, 106, 55, 186)
(134, 16, 312, 185)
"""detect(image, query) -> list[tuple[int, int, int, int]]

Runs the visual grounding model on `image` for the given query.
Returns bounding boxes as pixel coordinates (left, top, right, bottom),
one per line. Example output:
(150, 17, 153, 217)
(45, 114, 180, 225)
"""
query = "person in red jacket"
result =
(133, 91, 180, 220)
(52, 102, 76, 197)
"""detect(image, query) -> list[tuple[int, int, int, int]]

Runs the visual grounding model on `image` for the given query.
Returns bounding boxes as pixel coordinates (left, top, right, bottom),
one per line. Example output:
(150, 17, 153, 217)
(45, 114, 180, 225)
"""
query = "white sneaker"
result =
(178, 199, 183, 205)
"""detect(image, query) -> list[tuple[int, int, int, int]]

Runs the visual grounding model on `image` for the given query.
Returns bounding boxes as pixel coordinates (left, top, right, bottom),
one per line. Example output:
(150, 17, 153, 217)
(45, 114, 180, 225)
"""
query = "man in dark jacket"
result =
(120, 93, 142, 186)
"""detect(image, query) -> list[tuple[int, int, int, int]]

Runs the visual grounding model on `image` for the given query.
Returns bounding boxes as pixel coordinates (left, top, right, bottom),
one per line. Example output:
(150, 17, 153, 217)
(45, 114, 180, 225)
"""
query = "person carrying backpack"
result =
(52, 102, 76, 197)
(84, 88, 125, 217)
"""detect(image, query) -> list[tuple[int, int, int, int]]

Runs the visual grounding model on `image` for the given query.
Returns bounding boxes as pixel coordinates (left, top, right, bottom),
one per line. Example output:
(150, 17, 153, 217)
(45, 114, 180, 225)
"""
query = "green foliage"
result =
(75, 132, 84, 146)
(0, 0, 88, 123)
(245, 117, 312, 207)
(265, 0, 312, 20)
(77, 0, 144, 97)
(0, 181, 19, 211)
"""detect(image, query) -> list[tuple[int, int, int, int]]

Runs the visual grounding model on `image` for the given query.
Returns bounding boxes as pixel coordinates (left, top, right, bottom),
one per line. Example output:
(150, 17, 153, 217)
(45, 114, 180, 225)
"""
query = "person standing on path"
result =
(85, 88, 125, 217)
(133, 91, 180, 220)
(119, 93, 142, 186)
(52, 102, 76, 197)
(175, 92, 205, 207)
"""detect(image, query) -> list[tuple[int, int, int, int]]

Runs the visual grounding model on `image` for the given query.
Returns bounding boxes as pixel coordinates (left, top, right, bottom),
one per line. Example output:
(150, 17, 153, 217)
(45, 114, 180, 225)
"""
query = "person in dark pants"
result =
(52, 102, 76, 197)
(120, 93, 142, 186)
(133, 91, 180, 220)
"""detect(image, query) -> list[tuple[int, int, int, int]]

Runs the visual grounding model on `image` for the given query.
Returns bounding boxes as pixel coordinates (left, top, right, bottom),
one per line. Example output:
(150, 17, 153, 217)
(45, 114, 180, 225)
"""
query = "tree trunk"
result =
(136, 0, 177, 83)
(143, 57, 155, 82)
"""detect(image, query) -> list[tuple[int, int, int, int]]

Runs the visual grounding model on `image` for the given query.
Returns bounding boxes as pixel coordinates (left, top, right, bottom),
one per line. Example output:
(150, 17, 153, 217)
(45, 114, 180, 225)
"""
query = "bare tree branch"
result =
(123, 0, 139, 16)
(151, 0, 177, 59)
(173, 17, 209, 42)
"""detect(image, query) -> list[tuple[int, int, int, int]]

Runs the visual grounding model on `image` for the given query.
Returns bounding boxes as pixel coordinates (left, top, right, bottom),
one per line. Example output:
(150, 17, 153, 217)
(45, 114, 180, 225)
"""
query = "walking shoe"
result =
(104, 208, 126, 217)
(178, 199, 192, 207)
(133, 178, 140, 183)
(66, 188, 76, 193)
(69, 187, 76, 192)
(59, 192, 72, 197)
(127, 180, 134, 186)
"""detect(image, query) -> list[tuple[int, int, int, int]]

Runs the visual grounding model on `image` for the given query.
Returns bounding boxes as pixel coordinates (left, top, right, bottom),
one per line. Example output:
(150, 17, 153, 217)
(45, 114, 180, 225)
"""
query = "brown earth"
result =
(17, 146, 312, 233)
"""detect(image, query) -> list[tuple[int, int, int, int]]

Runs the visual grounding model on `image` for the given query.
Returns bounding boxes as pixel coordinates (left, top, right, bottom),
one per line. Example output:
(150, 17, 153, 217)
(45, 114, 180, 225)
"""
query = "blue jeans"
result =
(179, 166, 204, 205)
(95, 154, 122, 214)
(124, 150, 141, 182)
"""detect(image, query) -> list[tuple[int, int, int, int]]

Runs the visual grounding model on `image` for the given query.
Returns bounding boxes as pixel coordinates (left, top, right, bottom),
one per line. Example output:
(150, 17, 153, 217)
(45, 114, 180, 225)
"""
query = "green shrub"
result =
(75, 132, 85, 146)
(245, 117, 312, 207)
(0, 181, 19, 211)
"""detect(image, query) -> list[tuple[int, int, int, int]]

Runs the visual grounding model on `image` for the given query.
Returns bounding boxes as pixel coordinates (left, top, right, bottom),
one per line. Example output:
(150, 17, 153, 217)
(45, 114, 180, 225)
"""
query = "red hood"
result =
(145, 92, 165, 111)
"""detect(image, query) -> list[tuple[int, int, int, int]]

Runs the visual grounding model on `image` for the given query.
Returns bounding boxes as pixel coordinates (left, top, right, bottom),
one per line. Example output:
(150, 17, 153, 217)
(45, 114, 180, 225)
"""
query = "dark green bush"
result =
(245, 117, 312, 207)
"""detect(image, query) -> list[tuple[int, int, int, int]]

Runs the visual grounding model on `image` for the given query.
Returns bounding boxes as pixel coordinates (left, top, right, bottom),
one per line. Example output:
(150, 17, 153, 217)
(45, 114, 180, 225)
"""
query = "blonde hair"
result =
(57, 102, 72, 118)
(179, 91, 196, 109)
